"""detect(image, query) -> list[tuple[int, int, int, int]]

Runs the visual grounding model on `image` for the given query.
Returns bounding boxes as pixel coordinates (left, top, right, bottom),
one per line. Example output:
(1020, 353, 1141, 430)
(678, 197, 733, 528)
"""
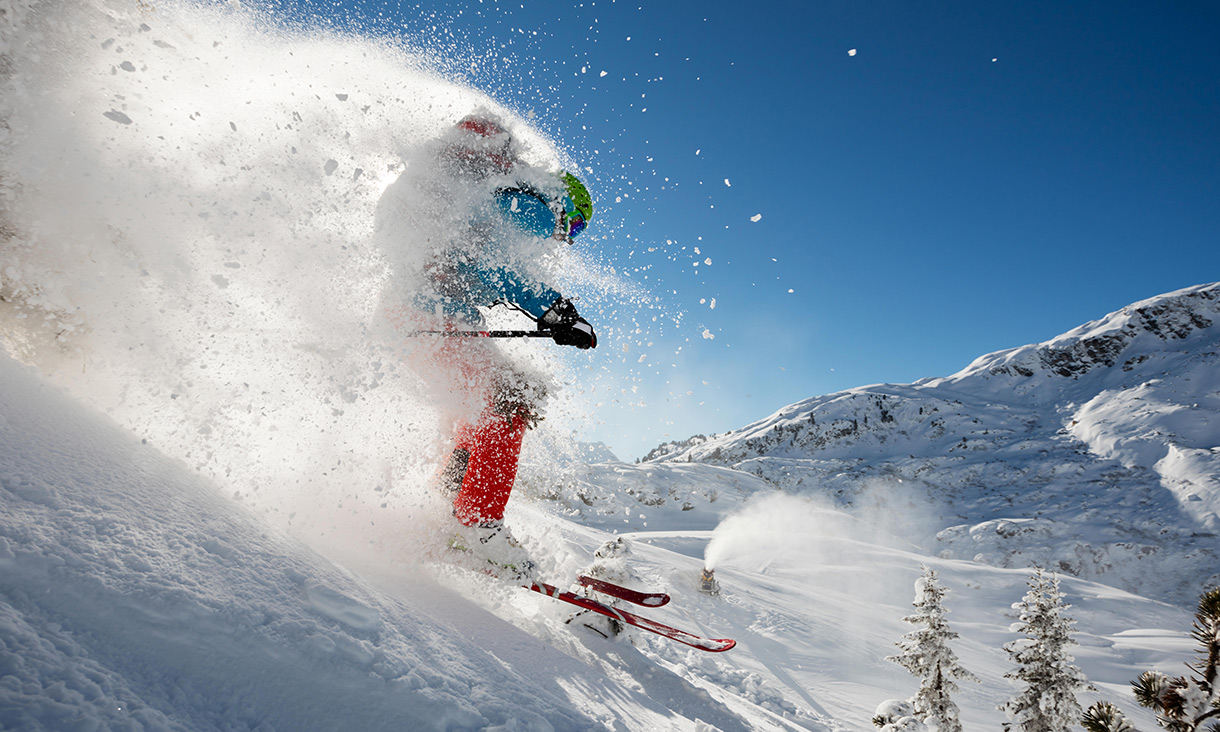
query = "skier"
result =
(376, 112, 597, 579)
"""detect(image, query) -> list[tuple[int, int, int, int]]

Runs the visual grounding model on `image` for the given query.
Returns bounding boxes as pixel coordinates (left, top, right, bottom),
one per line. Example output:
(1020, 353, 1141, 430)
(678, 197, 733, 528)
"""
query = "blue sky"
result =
(286, 0, 1220, 458)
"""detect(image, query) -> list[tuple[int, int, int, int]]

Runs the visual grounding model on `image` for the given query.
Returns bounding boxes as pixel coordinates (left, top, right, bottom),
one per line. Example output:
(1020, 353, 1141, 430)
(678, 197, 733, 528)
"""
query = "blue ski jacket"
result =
(415, 185, 570, 324)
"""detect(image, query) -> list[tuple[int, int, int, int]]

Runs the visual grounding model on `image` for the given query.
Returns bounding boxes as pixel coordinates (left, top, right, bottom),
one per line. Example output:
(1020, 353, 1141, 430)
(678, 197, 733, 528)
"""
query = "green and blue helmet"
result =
(560, 172, 592, 241)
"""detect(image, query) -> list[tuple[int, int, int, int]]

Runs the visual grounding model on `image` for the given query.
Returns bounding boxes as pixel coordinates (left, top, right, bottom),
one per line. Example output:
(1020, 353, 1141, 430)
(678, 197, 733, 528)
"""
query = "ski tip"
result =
(704, 639, 736, 653)
(576, 575, 670, 607)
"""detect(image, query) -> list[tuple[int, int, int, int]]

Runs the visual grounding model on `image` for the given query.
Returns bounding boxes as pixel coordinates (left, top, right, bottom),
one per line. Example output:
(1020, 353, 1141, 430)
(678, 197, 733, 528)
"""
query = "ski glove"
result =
(538, 298, 597, 350)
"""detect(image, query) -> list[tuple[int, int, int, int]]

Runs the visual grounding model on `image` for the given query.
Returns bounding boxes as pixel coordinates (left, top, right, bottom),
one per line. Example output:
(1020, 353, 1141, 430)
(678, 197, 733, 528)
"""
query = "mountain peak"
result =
(954, 282, 1219, 383)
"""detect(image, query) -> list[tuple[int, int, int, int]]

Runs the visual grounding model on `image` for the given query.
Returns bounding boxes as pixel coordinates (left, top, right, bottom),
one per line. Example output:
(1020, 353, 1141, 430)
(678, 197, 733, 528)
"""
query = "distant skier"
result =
(376, 112, 597, 578)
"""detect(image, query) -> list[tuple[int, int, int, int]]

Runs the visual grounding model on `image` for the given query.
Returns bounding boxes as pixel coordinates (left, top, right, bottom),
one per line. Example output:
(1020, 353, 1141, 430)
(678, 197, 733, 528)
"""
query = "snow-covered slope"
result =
(635, 283, 1220, 604)
(0, 350, 792, 731)
(0, 350, 1201, 731)
(0, 354, 562, 730)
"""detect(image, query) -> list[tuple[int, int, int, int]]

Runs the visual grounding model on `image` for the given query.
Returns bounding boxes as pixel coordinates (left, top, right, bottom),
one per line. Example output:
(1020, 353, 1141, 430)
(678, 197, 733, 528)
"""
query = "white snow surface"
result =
(0, 1, 1216, 730)
(0, 350, 1199, 731)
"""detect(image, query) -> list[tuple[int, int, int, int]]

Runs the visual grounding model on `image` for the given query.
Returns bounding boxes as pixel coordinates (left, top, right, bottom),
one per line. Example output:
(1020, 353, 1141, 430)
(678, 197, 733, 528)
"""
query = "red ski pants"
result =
(395, 315, 531, 526)
(449, 406, 529, 525)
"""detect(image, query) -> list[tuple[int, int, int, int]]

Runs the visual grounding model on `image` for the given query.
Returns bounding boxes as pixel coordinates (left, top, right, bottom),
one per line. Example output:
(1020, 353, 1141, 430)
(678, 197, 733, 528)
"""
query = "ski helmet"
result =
(455, 115, 504, 138)
(447, 114, 515, 176)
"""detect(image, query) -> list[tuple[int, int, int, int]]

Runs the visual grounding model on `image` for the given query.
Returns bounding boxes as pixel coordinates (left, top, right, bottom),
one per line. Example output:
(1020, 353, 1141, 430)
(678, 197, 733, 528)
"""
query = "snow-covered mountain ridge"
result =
(626, 283, 1220, 604)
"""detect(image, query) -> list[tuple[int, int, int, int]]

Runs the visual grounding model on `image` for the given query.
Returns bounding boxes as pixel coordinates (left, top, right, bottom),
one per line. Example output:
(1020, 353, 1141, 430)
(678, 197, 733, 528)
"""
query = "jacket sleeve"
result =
(481, 265, 562, 319)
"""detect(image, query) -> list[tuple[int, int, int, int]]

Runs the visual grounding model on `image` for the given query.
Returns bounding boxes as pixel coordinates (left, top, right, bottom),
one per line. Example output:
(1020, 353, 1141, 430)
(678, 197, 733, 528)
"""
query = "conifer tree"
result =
(1002, 568, 1091, 732)
(1081, 702, 1137, 732)
(888, 565, 979, 732)
(1082, 587, 1220, 732)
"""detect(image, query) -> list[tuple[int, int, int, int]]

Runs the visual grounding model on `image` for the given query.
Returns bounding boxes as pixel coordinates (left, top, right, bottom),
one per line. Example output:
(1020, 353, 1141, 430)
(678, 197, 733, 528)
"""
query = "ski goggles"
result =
(495, 186, 562, 240)
(495, 186, 586, 243)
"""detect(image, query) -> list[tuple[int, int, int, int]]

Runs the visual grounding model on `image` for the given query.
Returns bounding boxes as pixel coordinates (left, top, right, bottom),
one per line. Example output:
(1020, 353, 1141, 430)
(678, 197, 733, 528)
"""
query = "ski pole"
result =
(404, 330, 554, 339)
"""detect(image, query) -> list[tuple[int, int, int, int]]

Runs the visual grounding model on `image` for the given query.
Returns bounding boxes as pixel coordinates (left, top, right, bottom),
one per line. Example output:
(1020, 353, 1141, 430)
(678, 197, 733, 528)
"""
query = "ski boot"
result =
(449, 520, 537, 582)
(567, 537, 636, 638)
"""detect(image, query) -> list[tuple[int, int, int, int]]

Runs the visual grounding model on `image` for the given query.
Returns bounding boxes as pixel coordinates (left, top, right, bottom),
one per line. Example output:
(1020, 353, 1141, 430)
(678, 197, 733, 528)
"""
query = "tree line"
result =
(873, 566, 1220, 732)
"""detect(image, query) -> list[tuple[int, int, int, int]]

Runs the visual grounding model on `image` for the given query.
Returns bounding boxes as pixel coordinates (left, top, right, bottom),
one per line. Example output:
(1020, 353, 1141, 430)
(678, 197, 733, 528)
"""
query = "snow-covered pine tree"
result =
(1081, 702, 1137, 732)
(872, 700, 928, 732)
(1001, 568, 1092, 732)
(1082, 587, 1220, 732)
(887, 565, 979, 732)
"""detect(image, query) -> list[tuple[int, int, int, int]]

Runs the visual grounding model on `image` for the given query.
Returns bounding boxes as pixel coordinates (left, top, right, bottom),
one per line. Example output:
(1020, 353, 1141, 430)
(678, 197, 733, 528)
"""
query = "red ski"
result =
(527, 581, 736, 653)
(577, 575, 670, 607)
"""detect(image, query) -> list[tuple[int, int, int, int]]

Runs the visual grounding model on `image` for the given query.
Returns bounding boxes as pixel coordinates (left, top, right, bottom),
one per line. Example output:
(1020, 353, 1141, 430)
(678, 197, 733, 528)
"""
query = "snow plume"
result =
(703, 489, 921, 573)
(0, 0, 615, 557)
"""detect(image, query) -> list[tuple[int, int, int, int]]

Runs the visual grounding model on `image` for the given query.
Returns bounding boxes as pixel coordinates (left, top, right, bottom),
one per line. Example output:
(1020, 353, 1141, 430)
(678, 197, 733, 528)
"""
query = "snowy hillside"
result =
(634, 283, 1220, 605)
(0, 347, 1202, 732)
(1, 1, 1217, 730)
